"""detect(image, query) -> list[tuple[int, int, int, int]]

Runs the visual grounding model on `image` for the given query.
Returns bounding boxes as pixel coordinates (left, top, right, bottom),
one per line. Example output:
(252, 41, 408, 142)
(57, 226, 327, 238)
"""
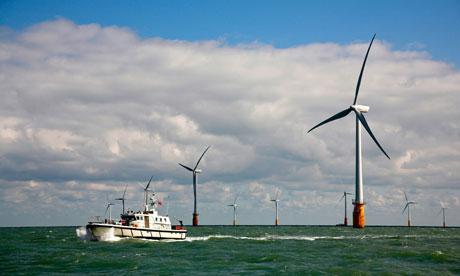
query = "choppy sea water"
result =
(0, 226, 459, 275)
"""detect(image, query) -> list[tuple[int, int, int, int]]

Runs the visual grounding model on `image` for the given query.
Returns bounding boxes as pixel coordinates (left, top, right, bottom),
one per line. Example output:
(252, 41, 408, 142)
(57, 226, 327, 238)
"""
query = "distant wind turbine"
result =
(270, 188, 281, 226)
(142, 176, 154, 211)
(179, 145, 211, 226)
(402, 191, 417, 227)
(440, 200, 447, 227)
(115, 184, 128, 214)
(337, 192, 353, 226)
(105, 195, 115, 223)
(308, 34, 390, 228)
(166, 195, 170, 217)
(227, 195, 238, 226)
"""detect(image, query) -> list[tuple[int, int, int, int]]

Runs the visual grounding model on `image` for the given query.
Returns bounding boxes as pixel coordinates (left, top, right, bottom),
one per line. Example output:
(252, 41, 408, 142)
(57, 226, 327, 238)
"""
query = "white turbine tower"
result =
(105, 195, 115, 223)
(440, 200, 447, 227)
(179, 145, 211, 226)
(337, 192, 353, 226)
(308, 34, 390, 228)
(228, 195, 238, 226)
(402, 191, 417, 227)
(270, 188, 281, 226)
(115, 184, 128, 214)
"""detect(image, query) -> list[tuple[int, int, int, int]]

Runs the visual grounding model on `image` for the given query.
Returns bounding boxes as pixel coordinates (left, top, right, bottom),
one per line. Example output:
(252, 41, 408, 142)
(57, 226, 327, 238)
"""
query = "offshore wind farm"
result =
(1, 1, 460, 275)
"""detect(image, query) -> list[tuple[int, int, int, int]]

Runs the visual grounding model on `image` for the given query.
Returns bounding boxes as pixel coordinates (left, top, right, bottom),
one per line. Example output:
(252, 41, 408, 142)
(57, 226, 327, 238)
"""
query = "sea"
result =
(1, 225, 459, 275)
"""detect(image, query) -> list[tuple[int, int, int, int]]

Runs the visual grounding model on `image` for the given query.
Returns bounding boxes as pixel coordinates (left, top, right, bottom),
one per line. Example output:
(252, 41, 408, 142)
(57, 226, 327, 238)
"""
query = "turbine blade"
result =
(354, 110, 390, 159)
(436, 209, 443, 217)
(353, 34, 376, 105)
(404, 191, 408, 202)
(105, 204, 110, 215)
(194, 145, 211, 170)
(440, 200, 445, 209)
(339, 194, 345, 202)
(402, 203, 408, 214)
(234, 195, 238, 204)
(276, 188, 280, 201)
(179, 163, 194, 172)
(122, 184, 128, 198)
(308, 108, 352, 133)
(145, 175, 153, 190)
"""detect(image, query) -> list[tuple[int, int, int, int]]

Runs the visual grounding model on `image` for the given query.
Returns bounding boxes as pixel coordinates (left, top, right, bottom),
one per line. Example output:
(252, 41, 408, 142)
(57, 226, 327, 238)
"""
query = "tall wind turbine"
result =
(228, 195, 238, 226)
(270, 188, 281, 226)
(115, 184, 128, 214)
(105, 195, 115, 223)
(179, 145, 211, 226)
(440, 200, 447, 227)
(307, 34, 390, 228)
(337, 192, 353, 226)
(402, 191, 417, 227)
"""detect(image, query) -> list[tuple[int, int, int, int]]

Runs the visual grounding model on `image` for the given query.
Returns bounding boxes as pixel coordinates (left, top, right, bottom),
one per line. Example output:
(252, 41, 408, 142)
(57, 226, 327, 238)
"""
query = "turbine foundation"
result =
(275, 219, 279, 226)
(408, 220, 411, 227)
(344, 218, 348, 226)
(353, 203, 365, 228)
(233, 219, 236, 226)
(192, 213, 199, 226)
(443, 222, 446, 228)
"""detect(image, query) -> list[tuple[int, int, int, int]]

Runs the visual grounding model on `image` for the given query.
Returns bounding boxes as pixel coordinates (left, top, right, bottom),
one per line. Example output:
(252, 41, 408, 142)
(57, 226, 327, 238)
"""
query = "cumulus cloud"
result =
(0, 19, 459, 226)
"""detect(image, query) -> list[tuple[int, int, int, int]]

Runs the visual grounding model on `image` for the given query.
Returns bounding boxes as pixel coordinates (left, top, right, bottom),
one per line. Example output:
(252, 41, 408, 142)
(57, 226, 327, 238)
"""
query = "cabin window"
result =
(155, 218, 158, 221)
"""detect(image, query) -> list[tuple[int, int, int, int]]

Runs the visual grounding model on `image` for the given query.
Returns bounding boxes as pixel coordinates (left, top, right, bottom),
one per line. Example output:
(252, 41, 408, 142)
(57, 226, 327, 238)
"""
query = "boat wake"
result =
(180, 233, 430, 242)
(99, 227, 122, 242)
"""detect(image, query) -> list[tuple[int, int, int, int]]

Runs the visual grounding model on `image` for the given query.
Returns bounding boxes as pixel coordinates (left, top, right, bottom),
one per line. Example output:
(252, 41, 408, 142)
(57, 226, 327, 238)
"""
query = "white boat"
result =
(86, 186, 187, 241)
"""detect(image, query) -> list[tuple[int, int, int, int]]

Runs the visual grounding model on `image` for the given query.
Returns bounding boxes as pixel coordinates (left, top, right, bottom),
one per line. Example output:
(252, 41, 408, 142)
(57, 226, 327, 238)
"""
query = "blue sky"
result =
(0, 1, 459, 227)
(1, 0, 459, 66)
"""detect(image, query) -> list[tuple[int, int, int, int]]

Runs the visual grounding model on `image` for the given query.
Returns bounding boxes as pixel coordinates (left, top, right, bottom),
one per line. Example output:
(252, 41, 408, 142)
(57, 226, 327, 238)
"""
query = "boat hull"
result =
(86, 223, 187, 241)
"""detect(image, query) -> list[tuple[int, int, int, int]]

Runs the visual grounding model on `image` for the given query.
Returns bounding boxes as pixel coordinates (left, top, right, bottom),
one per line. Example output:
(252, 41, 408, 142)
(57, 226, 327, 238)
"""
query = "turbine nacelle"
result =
(194, 169, 202, 173)
(351, 105, 369, 113)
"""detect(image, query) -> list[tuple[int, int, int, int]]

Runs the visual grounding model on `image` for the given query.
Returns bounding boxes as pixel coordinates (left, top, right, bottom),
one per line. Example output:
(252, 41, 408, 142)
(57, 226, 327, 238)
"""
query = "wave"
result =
(181, 233, 441, 242)
(76, 226, 92, 241)
(77, 229, 443, 243)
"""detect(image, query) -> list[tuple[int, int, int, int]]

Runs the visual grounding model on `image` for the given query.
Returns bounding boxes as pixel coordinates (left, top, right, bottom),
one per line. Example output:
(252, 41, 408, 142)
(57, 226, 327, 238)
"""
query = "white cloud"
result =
(0, 19, 459, 226)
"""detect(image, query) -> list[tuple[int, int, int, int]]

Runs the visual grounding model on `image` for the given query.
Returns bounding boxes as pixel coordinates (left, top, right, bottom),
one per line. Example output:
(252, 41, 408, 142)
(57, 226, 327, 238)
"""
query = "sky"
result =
(0, 1, 459, 227)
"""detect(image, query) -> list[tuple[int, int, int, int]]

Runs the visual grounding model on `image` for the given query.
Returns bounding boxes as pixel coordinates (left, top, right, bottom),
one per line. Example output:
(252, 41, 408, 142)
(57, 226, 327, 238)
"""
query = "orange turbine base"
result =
(353, 204, 365, 228)
(344, 218, 348, 226)
(275, 219, 279, 226)
(193, 214, 199, 226)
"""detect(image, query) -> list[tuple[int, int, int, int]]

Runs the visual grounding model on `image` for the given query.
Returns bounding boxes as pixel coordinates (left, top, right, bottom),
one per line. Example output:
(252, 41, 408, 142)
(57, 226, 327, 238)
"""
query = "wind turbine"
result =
(142, 176, 153, 211)
(440, 200, 447, 227)
(270, 188, 281, 226)
(337, 192, 353, 226)
(402, 191, 417, 227)
(179, 145, 211, 226)
(227, 195, 238, 226)
(105, 195, 115, 223)
(166, 195, 170, 217)
(115, 184, 128, 214)
(307, 34, 390, 228)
